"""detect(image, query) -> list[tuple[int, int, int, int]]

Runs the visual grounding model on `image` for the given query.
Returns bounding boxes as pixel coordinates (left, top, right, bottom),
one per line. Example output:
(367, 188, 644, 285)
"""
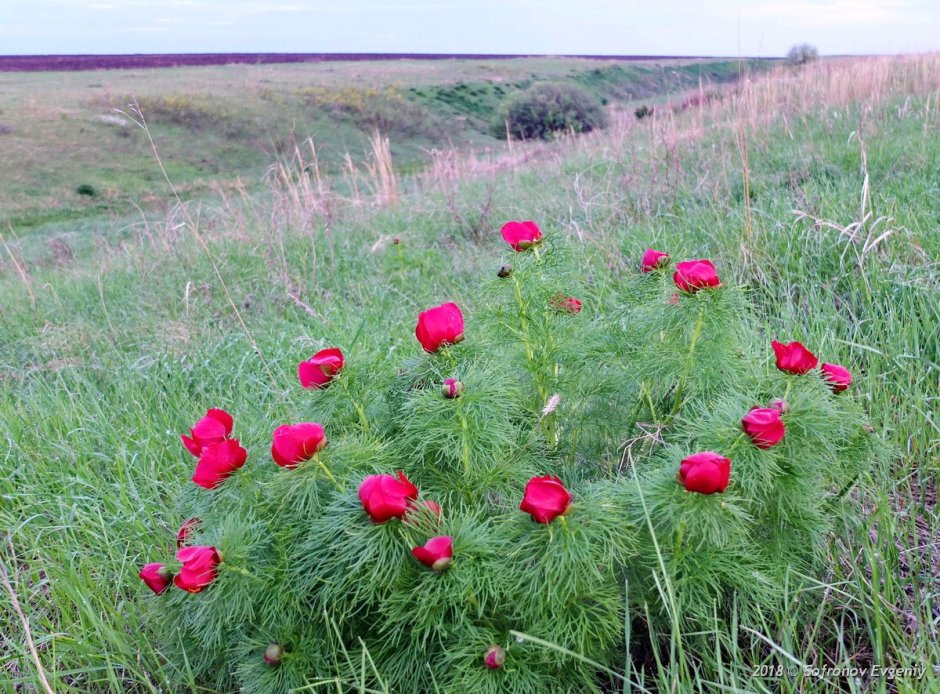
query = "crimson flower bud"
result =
(271, 422, 327, 468)
(550, 294, 583, 313)
(741, 407, 786, 449)
(264, 644, 284, 666)
(497, 264, 514, 278)
(181, 408, 233, 457)
(641, 248, 669, 272)
(192, 439, 247, 489)
(500, 220, 542, 252)
(358, 471, 420, 523)
(673, 259, 720, 292)
(678, 452, 731, 494)
(442, 378, 463, 398)
(821, 363, 852, 392)
(519, 475, 572, 524)
(768, 398, 788, 414)
(176, 517, 200, 549)
(139, 563, 173, 595)
(415, 303, 465, 353)
(393, 236, 400, 245)
(771, 340, 818, 375)
(173, 545, 222, 593)
(412, 535, 453, 572)
(484, 645, 505, 669)
(297, 347, 345, 389)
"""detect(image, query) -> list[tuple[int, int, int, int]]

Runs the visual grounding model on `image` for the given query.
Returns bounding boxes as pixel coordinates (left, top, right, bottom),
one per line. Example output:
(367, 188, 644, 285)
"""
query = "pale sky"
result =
(2, 0, 938, 57)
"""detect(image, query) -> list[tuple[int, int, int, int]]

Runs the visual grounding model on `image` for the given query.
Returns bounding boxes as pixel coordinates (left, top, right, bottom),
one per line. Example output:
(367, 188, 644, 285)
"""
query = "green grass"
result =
(0, 57, 764, 233)
(1, 56, 938, 691)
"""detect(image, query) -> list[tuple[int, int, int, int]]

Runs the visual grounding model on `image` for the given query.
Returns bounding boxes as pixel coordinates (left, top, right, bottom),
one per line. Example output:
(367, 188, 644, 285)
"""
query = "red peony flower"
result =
(139, 562, 172, 595)
(415, 303, 465, 353)
(641, 248, 670, 272)
(678, 452, 731, 494)
(771, 340, 819, 375)
(484, 645, 506, 670)
(174, 545, 222, 593)
(821, 363, 852, 392)
(441, 378, 463, 399)
(500, 220, 543, 252)
(412, 535, 454, 572)
(181, 408, 233, 457)
(673, 259, 721, 293)
(358, 471, 420, 523)
(741, 407, 786, 449)
(177, 517, 200, 549)
(271, 422, 327, 468)
(550, 294, 583, 314)
(297, 347, 345, 389)
(519, 475, 572, 524)
(192, 439, 248, 489)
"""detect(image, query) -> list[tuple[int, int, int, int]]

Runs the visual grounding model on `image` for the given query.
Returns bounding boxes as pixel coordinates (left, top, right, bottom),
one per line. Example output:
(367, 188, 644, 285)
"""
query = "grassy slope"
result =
(0, 57, 759, 232)
(1, 56, 938, 691)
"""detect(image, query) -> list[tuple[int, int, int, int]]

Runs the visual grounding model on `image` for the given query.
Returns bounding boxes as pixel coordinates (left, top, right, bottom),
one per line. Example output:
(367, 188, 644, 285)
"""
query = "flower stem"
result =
(459, 414, 471, 477)
(668, 306, 707, 418)
(317, 459, 343, 492)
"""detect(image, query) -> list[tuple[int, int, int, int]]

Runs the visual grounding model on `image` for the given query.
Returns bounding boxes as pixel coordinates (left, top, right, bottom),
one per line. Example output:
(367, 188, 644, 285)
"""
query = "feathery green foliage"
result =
(138, 230, 885, 692)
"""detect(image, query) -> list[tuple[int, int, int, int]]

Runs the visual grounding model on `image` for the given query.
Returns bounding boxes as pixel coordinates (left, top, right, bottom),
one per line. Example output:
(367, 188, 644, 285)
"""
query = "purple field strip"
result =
(0, 52, 759, 73)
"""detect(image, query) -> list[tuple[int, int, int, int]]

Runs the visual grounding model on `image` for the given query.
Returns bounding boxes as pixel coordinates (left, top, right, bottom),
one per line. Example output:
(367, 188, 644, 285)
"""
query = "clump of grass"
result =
(133, 93, 250, 138)
(296, 85, 442, 139)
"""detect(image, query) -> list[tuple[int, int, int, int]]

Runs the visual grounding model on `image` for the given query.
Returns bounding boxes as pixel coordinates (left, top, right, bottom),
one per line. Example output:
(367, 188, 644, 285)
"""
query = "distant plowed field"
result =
(0, 53, 755, 72)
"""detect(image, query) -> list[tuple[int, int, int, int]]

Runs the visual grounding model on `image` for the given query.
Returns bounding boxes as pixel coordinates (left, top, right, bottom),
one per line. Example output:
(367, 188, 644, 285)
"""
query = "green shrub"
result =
(75, 183, 96, 197)
(140, 231, 885, 692)
(493, 83, 608, 140)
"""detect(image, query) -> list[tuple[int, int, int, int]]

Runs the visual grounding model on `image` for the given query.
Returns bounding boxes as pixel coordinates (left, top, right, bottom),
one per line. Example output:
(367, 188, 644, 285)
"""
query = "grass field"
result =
(1, 54, 939, 691)
(0, 57, 760, 233)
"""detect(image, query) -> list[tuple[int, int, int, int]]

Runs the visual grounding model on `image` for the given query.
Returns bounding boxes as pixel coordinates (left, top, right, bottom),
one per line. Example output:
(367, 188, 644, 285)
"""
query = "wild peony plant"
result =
(137, 224, 886, 692)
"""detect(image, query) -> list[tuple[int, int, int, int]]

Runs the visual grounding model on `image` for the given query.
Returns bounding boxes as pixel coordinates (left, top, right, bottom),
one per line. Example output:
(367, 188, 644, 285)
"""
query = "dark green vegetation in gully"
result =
(1, 57, 939, 691)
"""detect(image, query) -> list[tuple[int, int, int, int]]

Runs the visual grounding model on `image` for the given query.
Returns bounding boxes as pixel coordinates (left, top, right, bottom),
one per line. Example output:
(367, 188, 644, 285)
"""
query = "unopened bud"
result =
(393, 236, 400, 245)
(497, 264, 514, 278)
(768, 398, 788, 414)
(484, 645, 505, 670)
(264, 644, 284, 666)
(442, 378, 463, 399)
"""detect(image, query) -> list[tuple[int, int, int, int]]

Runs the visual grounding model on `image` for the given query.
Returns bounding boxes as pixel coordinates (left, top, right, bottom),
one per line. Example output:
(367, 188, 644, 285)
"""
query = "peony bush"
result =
(137, 221, 885, 692)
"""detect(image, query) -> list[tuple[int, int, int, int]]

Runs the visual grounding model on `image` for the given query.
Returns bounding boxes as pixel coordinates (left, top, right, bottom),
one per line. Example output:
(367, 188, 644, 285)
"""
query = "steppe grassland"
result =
(0, 54, 938, 691)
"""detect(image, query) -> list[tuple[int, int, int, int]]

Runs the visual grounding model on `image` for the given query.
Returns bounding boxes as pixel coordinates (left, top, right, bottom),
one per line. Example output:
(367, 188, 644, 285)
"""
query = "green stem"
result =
(317, 458, 343, 492)
(668, 306, 706, 418)
(459, 414, 471, 477)
(339, 376, 370, 432)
